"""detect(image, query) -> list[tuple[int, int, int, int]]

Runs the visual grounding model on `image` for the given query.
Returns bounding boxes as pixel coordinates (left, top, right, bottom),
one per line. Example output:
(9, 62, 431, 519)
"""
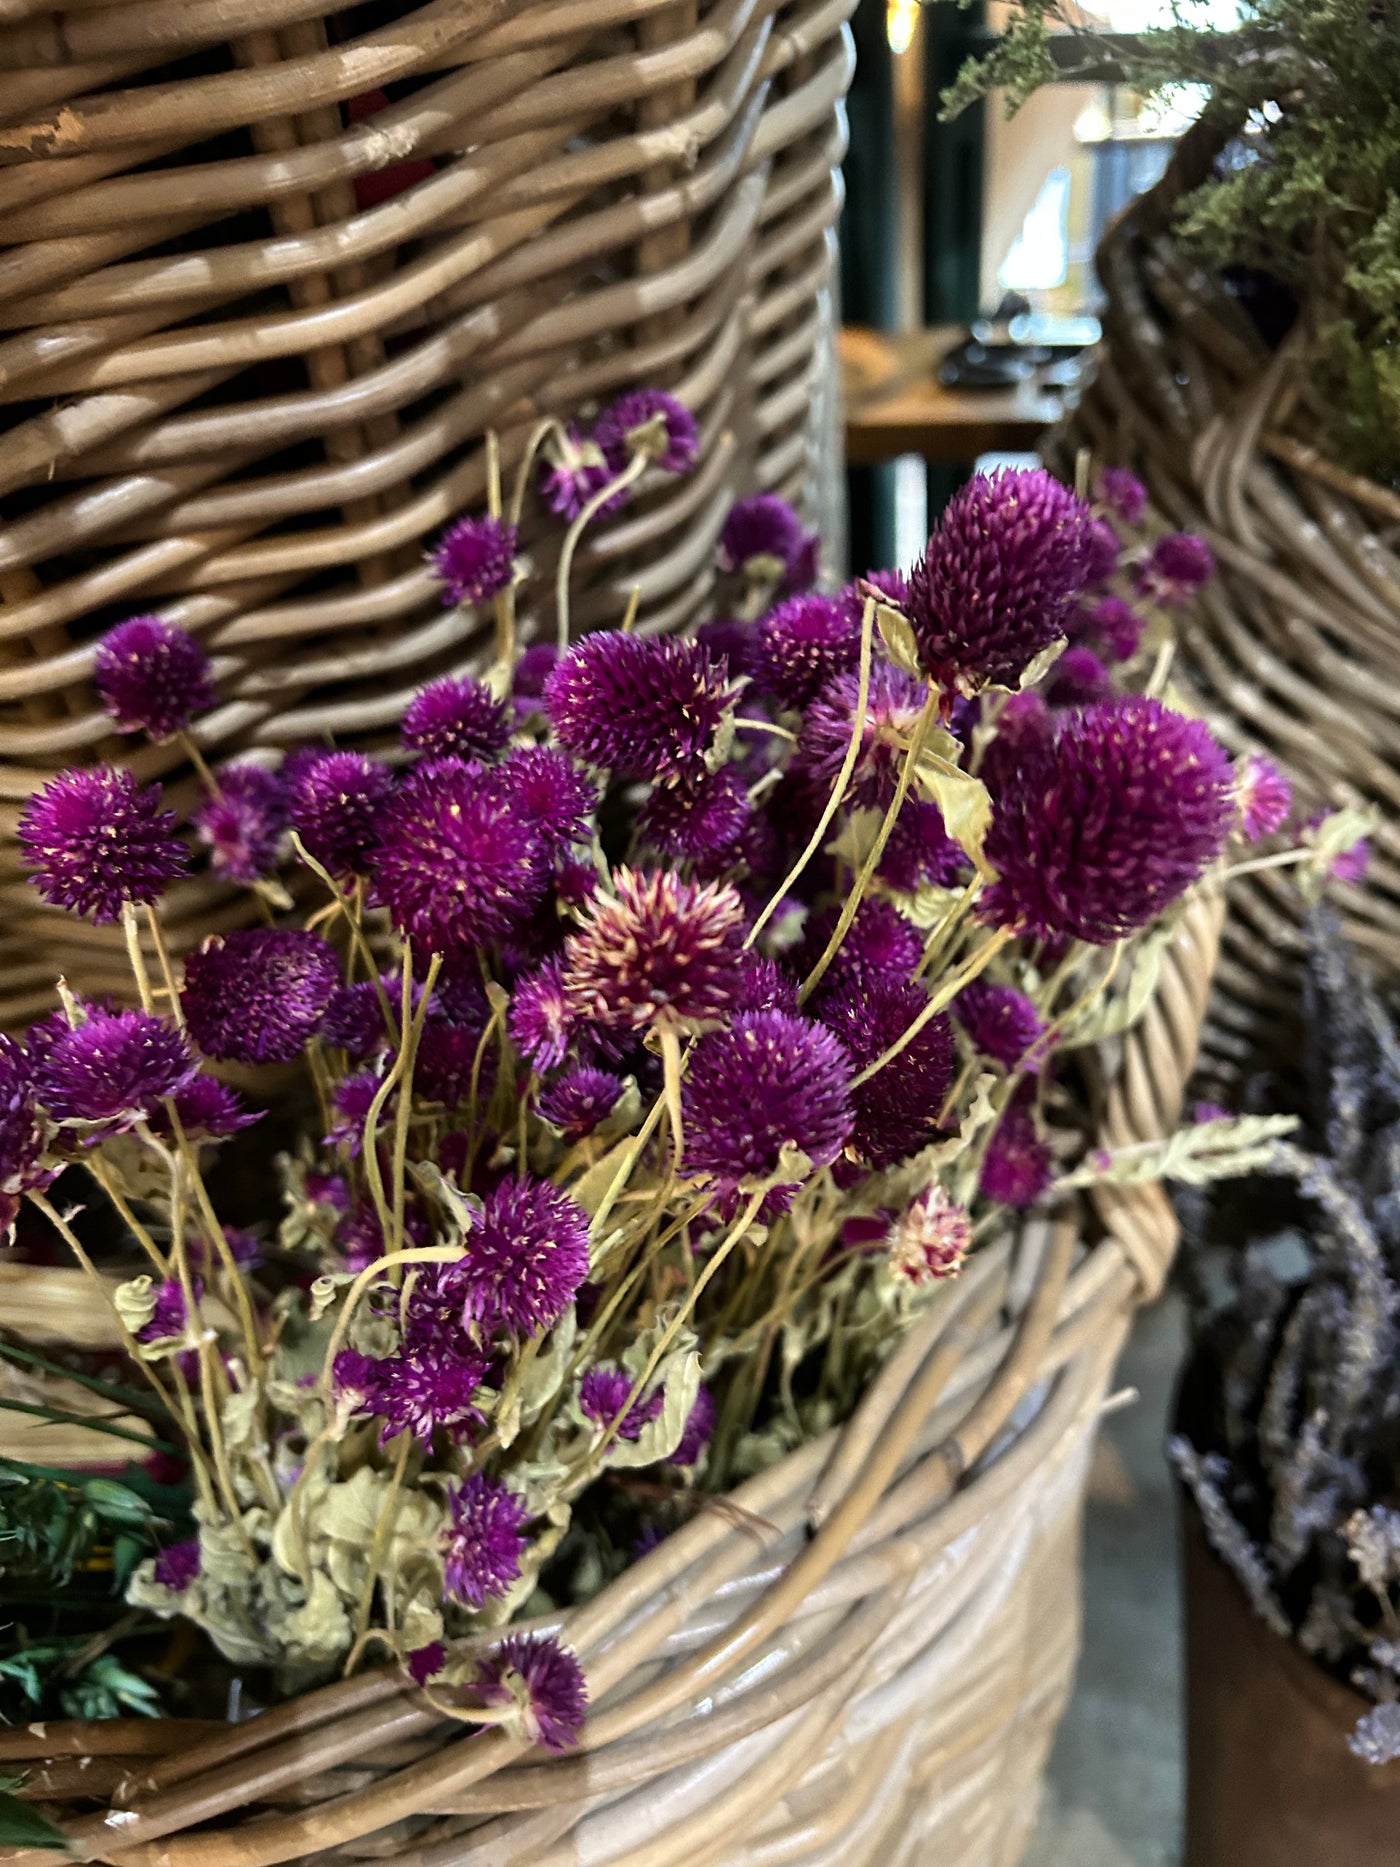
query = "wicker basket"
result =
(0, 887, 1223, 1867)
(0, 0, 853, 1027)
(1047, 118, 1400, 1095)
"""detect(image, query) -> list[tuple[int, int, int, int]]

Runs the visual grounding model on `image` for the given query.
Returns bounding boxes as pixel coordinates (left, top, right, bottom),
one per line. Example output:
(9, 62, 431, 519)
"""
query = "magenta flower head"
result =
(536, 1066, 624, 1139)
(755, 593, 861, 710)
(474, 1633, 588, 1752)
(906, 468, 1097, 699)
(1083, 518, 1121, 590)
(1133, 531, 1215, 609)
(638, 767, 751, 859)
(430, 514, 518, 607)
(579, 1365, 663, 1442)
(288, 750, 395, 879)
(416, 1017, 490, 1111)
(152, 1073, 260, 1142)
(798, 660, 928, 806)
(500, 746, 596, 854)
(457, 1175, 590, 1339)
(886, 1185, 971, 1285)
(980, 1093, 1053, 1208)
(1237, 753, 1292, 842)
(879, 798, 968, 894)
(1046, 644, 1112, 710)
(670, 1384, 716, 1467)
(0, 1037, 45, 1238)
(797, 897, 922, 992)
(320, 980, 393, 1060)
(373, 760, 548, 952)
(539, 424, 618, 521)
(34, 1010, 194, 1130)
(682, 1010, 853, 1207)
(138, 1278, 191, 1344)
(194, 764, 287, 885)
(593, 389, 698, 474)
(1307, 812, 1371, 884)
(181, 927, 340, 1064)
(839, 568, 912, 627)
(1080, 595, 1143, 664)
(20, 768, 187, 924)
(953, 979, 1047, 1073)
(564, 869, 747, 1034)
(513, 641, 560, 713)
(510, 959, 574, 1070)
(340, 1343, 491, 1447)
(402, 674, 511, 763)
(817, 978, 954, 1168)
(1099, 466, 1147, 527)
(153, 1539, 201, 1593)
(718, 494, 815, 589)
(443, 1472, 530, 1607)
(94, 615, 216, 739)
(545, 631, 733, 782)
(981, 696, 1235, 945)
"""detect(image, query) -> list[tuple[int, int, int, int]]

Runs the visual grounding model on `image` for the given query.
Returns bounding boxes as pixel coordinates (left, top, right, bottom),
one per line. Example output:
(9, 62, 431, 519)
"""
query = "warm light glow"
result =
(886, 0, 919, 54)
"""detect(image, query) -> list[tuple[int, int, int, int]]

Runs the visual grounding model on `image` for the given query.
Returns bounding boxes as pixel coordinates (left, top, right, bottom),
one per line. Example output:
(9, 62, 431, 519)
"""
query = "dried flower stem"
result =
(121, 902, 157, 1014)
(390, 949, 443, 1258)
(747, 596, 876, 947)
(316, 1246, 469, 1412)
(290, 833, 399, 1042)
(486, 431, 515, 671)
(555, 454, 649, 651)
(508, 417, 568, 529)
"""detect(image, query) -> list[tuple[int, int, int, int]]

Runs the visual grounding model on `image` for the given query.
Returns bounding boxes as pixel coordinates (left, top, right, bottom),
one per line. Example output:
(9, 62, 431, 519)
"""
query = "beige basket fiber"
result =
(0, 887, 1224, 1867)
(1047, 117, 1400, 1094)
(0, 0, 854, 1025)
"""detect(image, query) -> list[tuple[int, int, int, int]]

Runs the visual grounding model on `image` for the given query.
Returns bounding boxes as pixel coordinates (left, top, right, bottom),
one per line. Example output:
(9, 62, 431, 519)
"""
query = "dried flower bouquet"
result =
(0, 419, 1330, 1749)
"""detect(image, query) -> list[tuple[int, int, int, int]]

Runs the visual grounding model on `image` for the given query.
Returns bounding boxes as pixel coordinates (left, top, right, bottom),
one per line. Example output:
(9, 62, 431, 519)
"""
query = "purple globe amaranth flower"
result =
(407, 1642, 445, 1686)
(879, 798, 968, 894)
(906, 468, 1098, 700)
(152, 1073, 260, 1142)
(1045, 645, 1111, 709)
(886, 1186, 971, 1285)
(416, 1013, 493, 1111)
(981, 696, 1235, 946)
(194, 763, 287, 885)
(838, 568, 912, 630)
(181, 927, 340, 1065)
(94, 615, 216, 740)
(816, 978, 954, 1168)
(443, 1471, 530, 1608)
(0, 1037, 45, 1238)
(536, 1066, 624, 1139)
(1099, 466, 1148, 527)
(340, 1342, 491, 1446)
(578, 1364, 664, 1442)
(1307, 811, 1371, 883)
(682, 1010, 853, 1206)
(34, 1010, 194, 1129)
(402, 674, 511, 764)
(457, 1175, 590, 1340)
(513, 641, 560, 715)
(593, 389, 698, 475)
(1194, 1100, 1230, 1125)
(320, 979, 394, 1060)
(545, 631, 733, 782)
(695, 616, 762, 683)
(563, 869, 747, 1034)
(20, 768, 188, 924)
(953, 978, 1047, 1073)
(796, 897, 922, 992)
(538, 424, 619, 520)
(733, 953, 798, 1015)
(1133, 531, 1215, 609)
(139, 1277, 192, 1343)
(373, 759, 548, 952)
(638, 767, 751, 859)
(1079, 594, 1143, 664)
(153, 1538, 201, 1592)
(1082, 518, 1121, 590)
(509, 958, 574, 1070)
(980, 1093, 1053, 1208)
(325, 1067, 390, 1155)
(718, 493, 816, 589)
(500, 746, 596, 854)
(755, 593, 861, 710)
(798, 661, 930, 807)
(288, 750, 395, 879)
(670, 1383, 716, 1468)
(1237, 753, 1292, 842)
(474, 1632, 588, 1752)
(430, 514, 518, 607)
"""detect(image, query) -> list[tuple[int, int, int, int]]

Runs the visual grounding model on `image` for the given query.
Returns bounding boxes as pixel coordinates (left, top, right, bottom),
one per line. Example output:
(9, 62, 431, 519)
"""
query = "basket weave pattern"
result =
(0, 889, 1224, 1867)
(0, 0, 853, 1025)
(1048, 119, 1400, 1092)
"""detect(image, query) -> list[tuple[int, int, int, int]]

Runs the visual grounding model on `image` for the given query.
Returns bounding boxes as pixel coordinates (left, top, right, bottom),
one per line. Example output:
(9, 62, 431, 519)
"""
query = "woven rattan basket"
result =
(0, 0, 853, 1027)
(1047, 118, 1400, 1095)
(0, 887, 1223, 1867)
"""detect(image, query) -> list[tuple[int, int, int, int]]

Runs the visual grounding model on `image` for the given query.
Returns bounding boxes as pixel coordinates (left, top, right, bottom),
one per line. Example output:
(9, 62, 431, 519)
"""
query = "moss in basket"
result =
(943, 0, 1400, 483)
(2, 426, 1323, 1739)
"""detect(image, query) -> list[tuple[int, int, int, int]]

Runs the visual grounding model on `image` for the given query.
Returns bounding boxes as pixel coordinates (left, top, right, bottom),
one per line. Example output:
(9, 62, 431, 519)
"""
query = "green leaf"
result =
(0, 1792, 70, 1853)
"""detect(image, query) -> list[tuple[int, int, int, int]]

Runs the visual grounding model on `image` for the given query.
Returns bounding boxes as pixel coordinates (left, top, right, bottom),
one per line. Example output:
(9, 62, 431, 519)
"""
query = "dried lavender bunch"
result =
(0, 437, 1316, 1737)
(1174, 911, 1400, 1761)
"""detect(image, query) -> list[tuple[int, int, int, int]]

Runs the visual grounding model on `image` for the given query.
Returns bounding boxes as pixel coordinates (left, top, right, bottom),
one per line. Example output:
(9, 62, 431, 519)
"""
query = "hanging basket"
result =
(0, 0, 853, 1027)
(0, 889, 1224, 1867)
(1047, 117, 1400, 1095)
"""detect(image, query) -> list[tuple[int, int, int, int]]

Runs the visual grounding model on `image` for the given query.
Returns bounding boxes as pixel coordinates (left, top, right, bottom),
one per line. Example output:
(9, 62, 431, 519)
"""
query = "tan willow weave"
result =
(0, 887, 1224, 1867)
(1047, 117, 1400, 1094)
(0, 0, 853, 1026)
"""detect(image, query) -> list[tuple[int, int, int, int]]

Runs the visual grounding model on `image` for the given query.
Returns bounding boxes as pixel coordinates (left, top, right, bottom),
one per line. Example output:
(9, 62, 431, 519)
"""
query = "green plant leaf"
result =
(0, 1792, 70, 1853)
